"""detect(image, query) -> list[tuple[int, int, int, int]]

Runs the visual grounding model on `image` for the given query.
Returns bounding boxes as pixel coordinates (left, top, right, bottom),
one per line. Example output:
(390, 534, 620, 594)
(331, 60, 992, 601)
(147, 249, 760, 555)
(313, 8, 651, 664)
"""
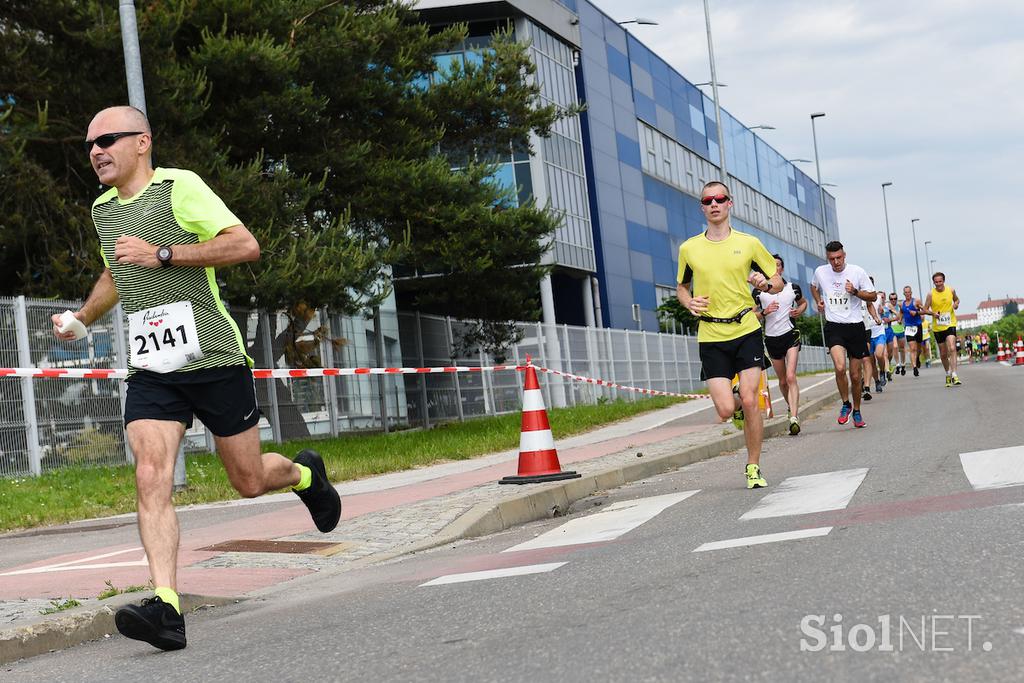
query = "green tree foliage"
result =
(981, 312, 1024, 344)
(793, 313, 824, 346)
(656, 296, 697, 335)
(0, 1, 571, 352)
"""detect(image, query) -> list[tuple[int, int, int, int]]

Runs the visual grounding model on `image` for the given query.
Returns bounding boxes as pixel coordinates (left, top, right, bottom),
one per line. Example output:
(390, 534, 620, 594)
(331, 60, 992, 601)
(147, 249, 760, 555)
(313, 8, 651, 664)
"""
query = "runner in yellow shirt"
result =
(923, 271, 961, 386)
(677, 180, 782, 489)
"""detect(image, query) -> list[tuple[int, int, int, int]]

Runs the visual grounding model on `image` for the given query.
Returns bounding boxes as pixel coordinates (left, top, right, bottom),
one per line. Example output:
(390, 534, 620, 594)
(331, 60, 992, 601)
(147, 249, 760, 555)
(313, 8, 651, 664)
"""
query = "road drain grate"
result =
(198, 540, 353, 556)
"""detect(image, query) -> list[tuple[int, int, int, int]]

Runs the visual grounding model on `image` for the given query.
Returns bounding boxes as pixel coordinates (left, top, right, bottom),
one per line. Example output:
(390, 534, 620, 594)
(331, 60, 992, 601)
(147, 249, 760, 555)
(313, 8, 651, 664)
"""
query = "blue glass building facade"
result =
(416, 0, 840, 331)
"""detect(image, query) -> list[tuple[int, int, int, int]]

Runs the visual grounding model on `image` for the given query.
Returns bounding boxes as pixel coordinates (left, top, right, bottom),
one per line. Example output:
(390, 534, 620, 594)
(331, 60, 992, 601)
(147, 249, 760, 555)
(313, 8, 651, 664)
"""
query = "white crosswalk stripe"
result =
(693, 527, 833, 553)
(959, 445, 1024, 490)
(420, 563, 567, 586)
(740, 468, 870, 520)
(503, 490, 700, 552)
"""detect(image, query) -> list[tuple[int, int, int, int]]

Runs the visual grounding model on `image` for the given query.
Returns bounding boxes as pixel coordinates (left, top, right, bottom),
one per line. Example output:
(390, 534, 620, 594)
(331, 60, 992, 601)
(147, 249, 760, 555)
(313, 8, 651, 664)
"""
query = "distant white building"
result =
(958, 313, 980, 330)
(976, 297, 1024, 326)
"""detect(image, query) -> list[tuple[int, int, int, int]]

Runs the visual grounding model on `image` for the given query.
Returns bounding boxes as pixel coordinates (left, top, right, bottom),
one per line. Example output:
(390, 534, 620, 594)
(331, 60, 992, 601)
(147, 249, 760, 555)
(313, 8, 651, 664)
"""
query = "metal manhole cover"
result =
(198, 540, 353, 556)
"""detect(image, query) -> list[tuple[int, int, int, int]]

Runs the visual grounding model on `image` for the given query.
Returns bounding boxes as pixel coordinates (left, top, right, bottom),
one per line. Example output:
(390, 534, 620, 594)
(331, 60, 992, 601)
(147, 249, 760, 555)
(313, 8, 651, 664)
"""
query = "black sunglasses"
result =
(84, 131, 144, 151)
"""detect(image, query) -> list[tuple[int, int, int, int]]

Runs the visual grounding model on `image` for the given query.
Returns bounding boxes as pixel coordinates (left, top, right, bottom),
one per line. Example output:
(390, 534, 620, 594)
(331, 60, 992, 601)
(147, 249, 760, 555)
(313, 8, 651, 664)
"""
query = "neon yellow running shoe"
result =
(952, 375, 962, 386)
(731, 407, 745, 431)
(945, 375, 953, 388)
(745, 463, 767, 489)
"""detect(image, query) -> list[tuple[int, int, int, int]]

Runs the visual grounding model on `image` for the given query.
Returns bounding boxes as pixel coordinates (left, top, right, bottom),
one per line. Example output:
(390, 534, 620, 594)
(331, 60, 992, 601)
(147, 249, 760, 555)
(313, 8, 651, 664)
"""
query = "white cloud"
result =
(595, 0, 1024, 310)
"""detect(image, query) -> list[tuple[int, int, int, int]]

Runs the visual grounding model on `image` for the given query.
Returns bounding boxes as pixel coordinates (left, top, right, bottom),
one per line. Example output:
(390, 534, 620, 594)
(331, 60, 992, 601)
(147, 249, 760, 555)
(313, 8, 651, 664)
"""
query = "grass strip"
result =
(0, 395, 689, 533)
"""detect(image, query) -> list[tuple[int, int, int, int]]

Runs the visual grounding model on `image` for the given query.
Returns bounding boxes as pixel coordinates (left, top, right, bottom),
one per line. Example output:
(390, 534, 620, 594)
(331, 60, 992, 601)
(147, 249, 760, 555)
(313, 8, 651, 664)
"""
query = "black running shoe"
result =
(114, 596, 186, 651)
(294, 449, 342, 532)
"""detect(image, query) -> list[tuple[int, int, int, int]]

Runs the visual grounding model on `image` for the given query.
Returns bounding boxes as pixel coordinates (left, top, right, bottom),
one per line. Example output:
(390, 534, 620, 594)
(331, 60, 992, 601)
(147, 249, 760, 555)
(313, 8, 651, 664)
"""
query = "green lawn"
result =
(0, 395, 691, 533)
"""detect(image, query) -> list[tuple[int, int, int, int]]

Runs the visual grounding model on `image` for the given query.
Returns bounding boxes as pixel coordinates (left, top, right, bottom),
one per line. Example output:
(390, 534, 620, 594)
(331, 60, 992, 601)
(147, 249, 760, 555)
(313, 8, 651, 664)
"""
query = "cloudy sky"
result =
(598, 0, 1024, 313)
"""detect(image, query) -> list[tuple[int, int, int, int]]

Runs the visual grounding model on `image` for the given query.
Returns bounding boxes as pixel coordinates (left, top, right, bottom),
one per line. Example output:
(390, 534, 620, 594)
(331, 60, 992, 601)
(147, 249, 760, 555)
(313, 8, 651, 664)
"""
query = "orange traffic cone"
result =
(1016, 336, 1024, 366)
(499, 362, 581, 484)
(997, 342, 1005, 362)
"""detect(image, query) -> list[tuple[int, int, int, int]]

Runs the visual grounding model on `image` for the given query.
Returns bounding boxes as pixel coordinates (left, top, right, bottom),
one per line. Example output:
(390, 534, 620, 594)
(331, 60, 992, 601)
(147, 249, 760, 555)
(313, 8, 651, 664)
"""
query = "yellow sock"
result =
(154, 587, 180, 614)
(292, 463, 312, 492)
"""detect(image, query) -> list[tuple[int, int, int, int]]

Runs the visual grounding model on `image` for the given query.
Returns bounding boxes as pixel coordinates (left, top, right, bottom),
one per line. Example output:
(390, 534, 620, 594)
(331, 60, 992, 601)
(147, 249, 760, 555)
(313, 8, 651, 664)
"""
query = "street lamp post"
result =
(809, 112, 828, 352)
(617, 17, 658, 25)
(703, 0, 728, 183)
(881, 182, 897, 296)
(910, 218, 924, 299)
(810, 113, 828, 238)
(924, 241, 934, 283)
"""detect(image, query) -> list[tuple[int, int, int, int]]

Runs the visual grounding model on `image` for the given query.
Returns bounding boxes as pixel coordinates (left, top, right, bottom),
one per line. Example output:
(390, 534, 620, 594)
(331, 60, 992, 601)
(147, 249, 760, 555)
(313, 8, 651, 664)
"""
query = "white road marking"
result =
(419, 562, 567, 586)
(740, 468, 869, 520)
(0, 547, 147, 576)
(959, 445, 1024, 490)
(693, 527, 833, 552)
(503, 490, 700, 552)
(1013, 627, 1024, 636)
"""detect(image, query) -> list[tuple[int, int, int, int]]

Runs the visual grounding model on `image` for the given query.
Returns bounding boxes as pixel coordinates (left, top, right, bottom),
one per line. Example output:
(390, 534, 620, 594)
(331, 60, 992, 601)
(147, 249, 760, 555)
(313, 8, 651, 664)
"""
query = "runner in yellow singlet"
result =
(923, 271, 961, 386)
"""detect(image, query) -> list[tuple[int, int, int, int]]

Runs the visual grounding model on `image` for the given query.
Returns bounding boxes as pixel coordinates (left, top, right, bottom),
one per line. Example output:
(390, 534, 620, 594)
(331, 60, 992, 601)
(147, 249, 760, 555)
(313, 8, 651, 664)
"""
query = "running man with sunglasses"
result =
(901, 285, 925, 376)
(810, 241, 875, 428)
(51, 106, 341, 652)
(677, 181, 782, 489)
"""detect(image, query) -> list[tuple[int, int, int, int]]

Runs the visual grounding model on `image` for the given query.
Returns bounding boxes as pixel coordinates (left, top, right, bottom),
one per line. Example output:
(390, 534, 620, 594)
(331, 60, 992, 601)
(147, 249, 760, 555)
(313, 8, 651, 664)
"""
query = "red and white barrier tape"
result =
(0, 362, 708, 400)
(530, 365, 709, 400)
(0, 364, 524, 380)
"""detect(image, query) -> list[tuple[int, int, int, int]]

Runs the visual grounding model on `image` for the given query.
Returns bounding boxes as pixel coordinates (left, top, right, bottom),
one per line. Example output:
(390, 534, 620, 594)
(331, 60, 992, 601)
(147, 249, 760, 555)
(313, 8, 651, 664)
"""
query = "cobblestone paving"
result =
(191, 422, 737, 573)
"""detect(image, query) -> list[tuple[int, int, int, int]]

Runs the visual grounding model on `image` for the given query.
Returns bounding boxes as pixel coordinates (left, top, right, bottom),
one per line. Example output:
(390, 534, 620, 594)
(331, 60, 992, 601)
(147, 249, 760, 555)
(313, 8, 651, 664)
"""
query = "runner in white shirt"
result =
(810, 241, 876, 428)
(862, 281, 886, 399)
(753, 254, 807, 435)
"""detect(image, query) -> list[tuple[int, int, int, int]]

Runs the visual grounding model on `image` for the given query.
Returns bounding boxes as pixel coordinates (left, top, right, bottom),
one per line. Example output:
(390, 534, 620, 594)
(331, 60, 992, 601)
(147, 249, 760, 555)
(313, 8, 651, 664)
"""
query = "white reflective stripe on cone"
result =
(519, 429, 556, 453)
(522, 389, 546, 412)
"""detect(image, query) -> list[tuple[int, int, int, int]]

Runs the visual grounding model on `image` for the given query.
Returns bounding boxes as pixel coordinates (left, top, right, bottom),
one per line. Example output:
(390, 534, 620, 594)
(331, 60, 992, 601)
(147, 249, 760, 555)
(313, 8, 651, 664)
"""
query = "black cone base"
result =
(499, 470, 581, 485)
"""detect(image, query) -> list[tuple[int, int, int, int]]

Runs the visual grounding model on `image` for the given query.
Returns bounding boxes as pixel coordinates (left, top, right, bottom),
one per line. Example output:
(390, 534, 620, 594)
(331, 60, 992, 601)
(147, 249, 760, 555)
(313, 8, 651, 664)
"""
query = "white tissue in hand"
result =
(58, 310, 88, 340)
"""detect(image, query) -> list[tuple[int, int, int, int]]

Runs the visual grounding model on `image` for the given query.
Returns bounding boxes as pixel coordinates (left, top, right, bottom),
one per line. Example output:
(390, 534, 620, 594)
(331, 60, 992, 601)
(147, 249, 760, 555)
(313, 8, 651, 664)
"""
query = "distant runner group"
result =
(676, 181, 968, 492)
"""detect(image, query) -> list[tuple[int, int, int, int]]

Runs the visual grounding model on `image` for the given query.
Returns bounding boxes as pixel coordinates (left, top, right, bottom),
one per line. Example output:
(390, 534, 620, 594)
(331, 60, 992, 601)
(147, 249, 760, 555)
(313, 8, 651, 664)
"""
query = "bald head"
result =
(90, 106, 151, 135)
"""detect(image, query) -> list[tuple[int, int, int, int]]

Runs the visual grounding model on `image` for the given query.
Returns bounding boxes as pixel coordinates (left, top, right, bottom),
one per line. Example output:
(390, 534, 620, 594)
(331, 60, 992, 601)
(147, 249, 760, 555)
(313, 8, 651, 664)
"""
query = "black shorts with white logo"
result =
(698, 329, 767, 381)
(905, 326, 923, 344)
(124, 365, 261, 437)
(764, 328, 802, 360)
(824, 321, 870, 359)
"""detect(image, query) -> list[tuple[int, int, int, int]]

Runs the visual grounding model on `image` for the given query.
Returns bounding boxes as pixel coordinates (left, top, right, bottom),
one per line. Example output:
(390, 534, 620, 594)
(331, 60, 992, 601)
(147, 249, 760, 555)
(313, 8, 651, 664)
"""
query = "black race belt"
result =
(698, 307, 753, 324)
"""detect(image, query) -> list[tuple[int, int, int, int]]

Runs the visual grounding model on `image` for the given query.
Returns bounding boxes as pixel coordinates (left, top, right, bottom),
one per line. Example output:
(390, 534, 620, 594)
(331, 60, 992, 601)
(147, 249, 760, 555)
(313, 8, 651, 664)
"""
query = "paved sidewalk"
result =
(0, 375, 838, 663)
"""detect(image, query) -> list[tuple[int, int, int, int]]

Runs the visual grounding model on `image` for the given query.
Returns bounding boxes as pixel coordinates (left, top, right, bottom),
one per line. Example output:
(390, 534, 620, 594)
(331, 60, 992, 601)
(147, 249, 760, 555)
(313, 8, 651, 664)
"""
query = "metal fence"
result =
(0, 297, 832, 478)
(397, 312, 833, 428)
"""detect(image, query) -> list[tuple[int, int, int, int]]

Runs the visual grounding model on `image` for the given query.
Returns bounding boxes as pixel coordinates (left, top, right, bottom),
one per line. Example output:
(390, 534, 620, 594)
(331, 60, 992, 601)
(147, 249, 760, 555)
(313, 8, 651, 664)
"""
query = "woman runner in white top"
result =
(753, 254, 807, 434)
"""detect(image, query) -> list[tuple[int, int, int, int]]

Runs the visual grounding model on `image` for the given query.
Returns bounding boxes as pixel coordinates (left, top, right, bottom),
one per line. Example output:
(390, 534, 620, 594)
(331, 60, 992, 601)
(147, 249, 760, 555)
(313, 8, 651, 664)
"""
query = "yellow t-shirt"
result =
(676, 228, 777, 342)
(930, 287, 957, 331)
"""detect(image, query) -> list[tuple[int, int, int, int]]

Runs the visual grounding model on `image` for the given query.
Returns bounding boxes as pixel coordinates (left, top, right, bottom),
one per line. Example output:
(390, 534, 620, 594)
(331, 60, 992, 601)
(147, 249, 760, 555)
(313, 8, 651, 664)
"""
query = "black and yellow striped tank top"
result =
(92, 168, 251, 372)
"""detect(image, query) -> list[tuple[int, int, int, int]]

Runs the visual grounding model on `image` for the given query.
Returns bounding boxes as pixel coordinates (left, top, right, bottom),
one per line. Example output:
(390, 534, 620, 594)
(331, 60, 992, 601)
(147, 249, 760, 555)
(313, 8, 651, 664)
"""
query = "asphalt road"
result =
(7, 361, 1023, 682)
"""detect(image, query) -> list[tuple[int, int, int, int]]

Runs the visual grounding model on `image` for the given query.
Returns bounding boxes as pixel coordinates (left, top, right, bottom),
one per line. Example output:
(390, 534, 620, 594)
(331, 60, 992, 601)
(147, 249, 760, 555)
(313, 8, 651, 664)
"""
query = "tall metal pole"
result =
(703, 0, 728, 183)
(810, 113, 828, 351)
(924, 241, 933, 283)
(810, 113, 828, 239)
(118, 1, 148, 114)
(881, 182, 896, 296)
(910, 218, 924, 299)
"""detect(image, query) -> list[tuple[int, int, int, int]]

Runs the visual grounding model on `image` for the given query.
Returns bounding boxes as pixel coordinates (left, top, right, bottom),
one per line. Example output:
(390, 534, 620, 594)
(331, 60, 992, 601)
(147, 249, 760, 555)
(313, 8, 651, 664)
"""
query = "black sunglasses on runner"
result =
(700, 194, 730, 206)
(84, 131, 144, 151)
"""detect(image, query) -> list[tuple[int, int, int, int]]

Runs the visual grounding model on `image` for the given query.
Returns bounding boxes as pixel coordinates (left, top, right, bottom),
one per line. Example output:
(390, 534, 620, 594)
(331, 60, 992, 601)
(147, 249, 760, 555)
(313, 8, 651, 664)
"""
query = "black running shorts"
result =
(124, 365, 261, 437)
(824, 321, 870, 359)
(934, 327, 957, 344)
(698, 329, 766, 380)
(764, 328, 801, 361)
(905, 326, 923, 344)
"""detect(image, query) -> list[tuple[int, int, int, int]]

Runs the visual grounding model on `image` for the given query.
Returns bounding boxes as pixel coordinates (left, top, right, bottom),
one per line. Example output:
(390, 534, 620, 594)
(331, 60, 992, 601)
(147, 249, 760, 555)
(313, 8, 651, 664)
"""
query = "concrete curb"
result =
(427, 386, 841, 543)
(2, 384, 839, 663)
(0, 593, 236, 665)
